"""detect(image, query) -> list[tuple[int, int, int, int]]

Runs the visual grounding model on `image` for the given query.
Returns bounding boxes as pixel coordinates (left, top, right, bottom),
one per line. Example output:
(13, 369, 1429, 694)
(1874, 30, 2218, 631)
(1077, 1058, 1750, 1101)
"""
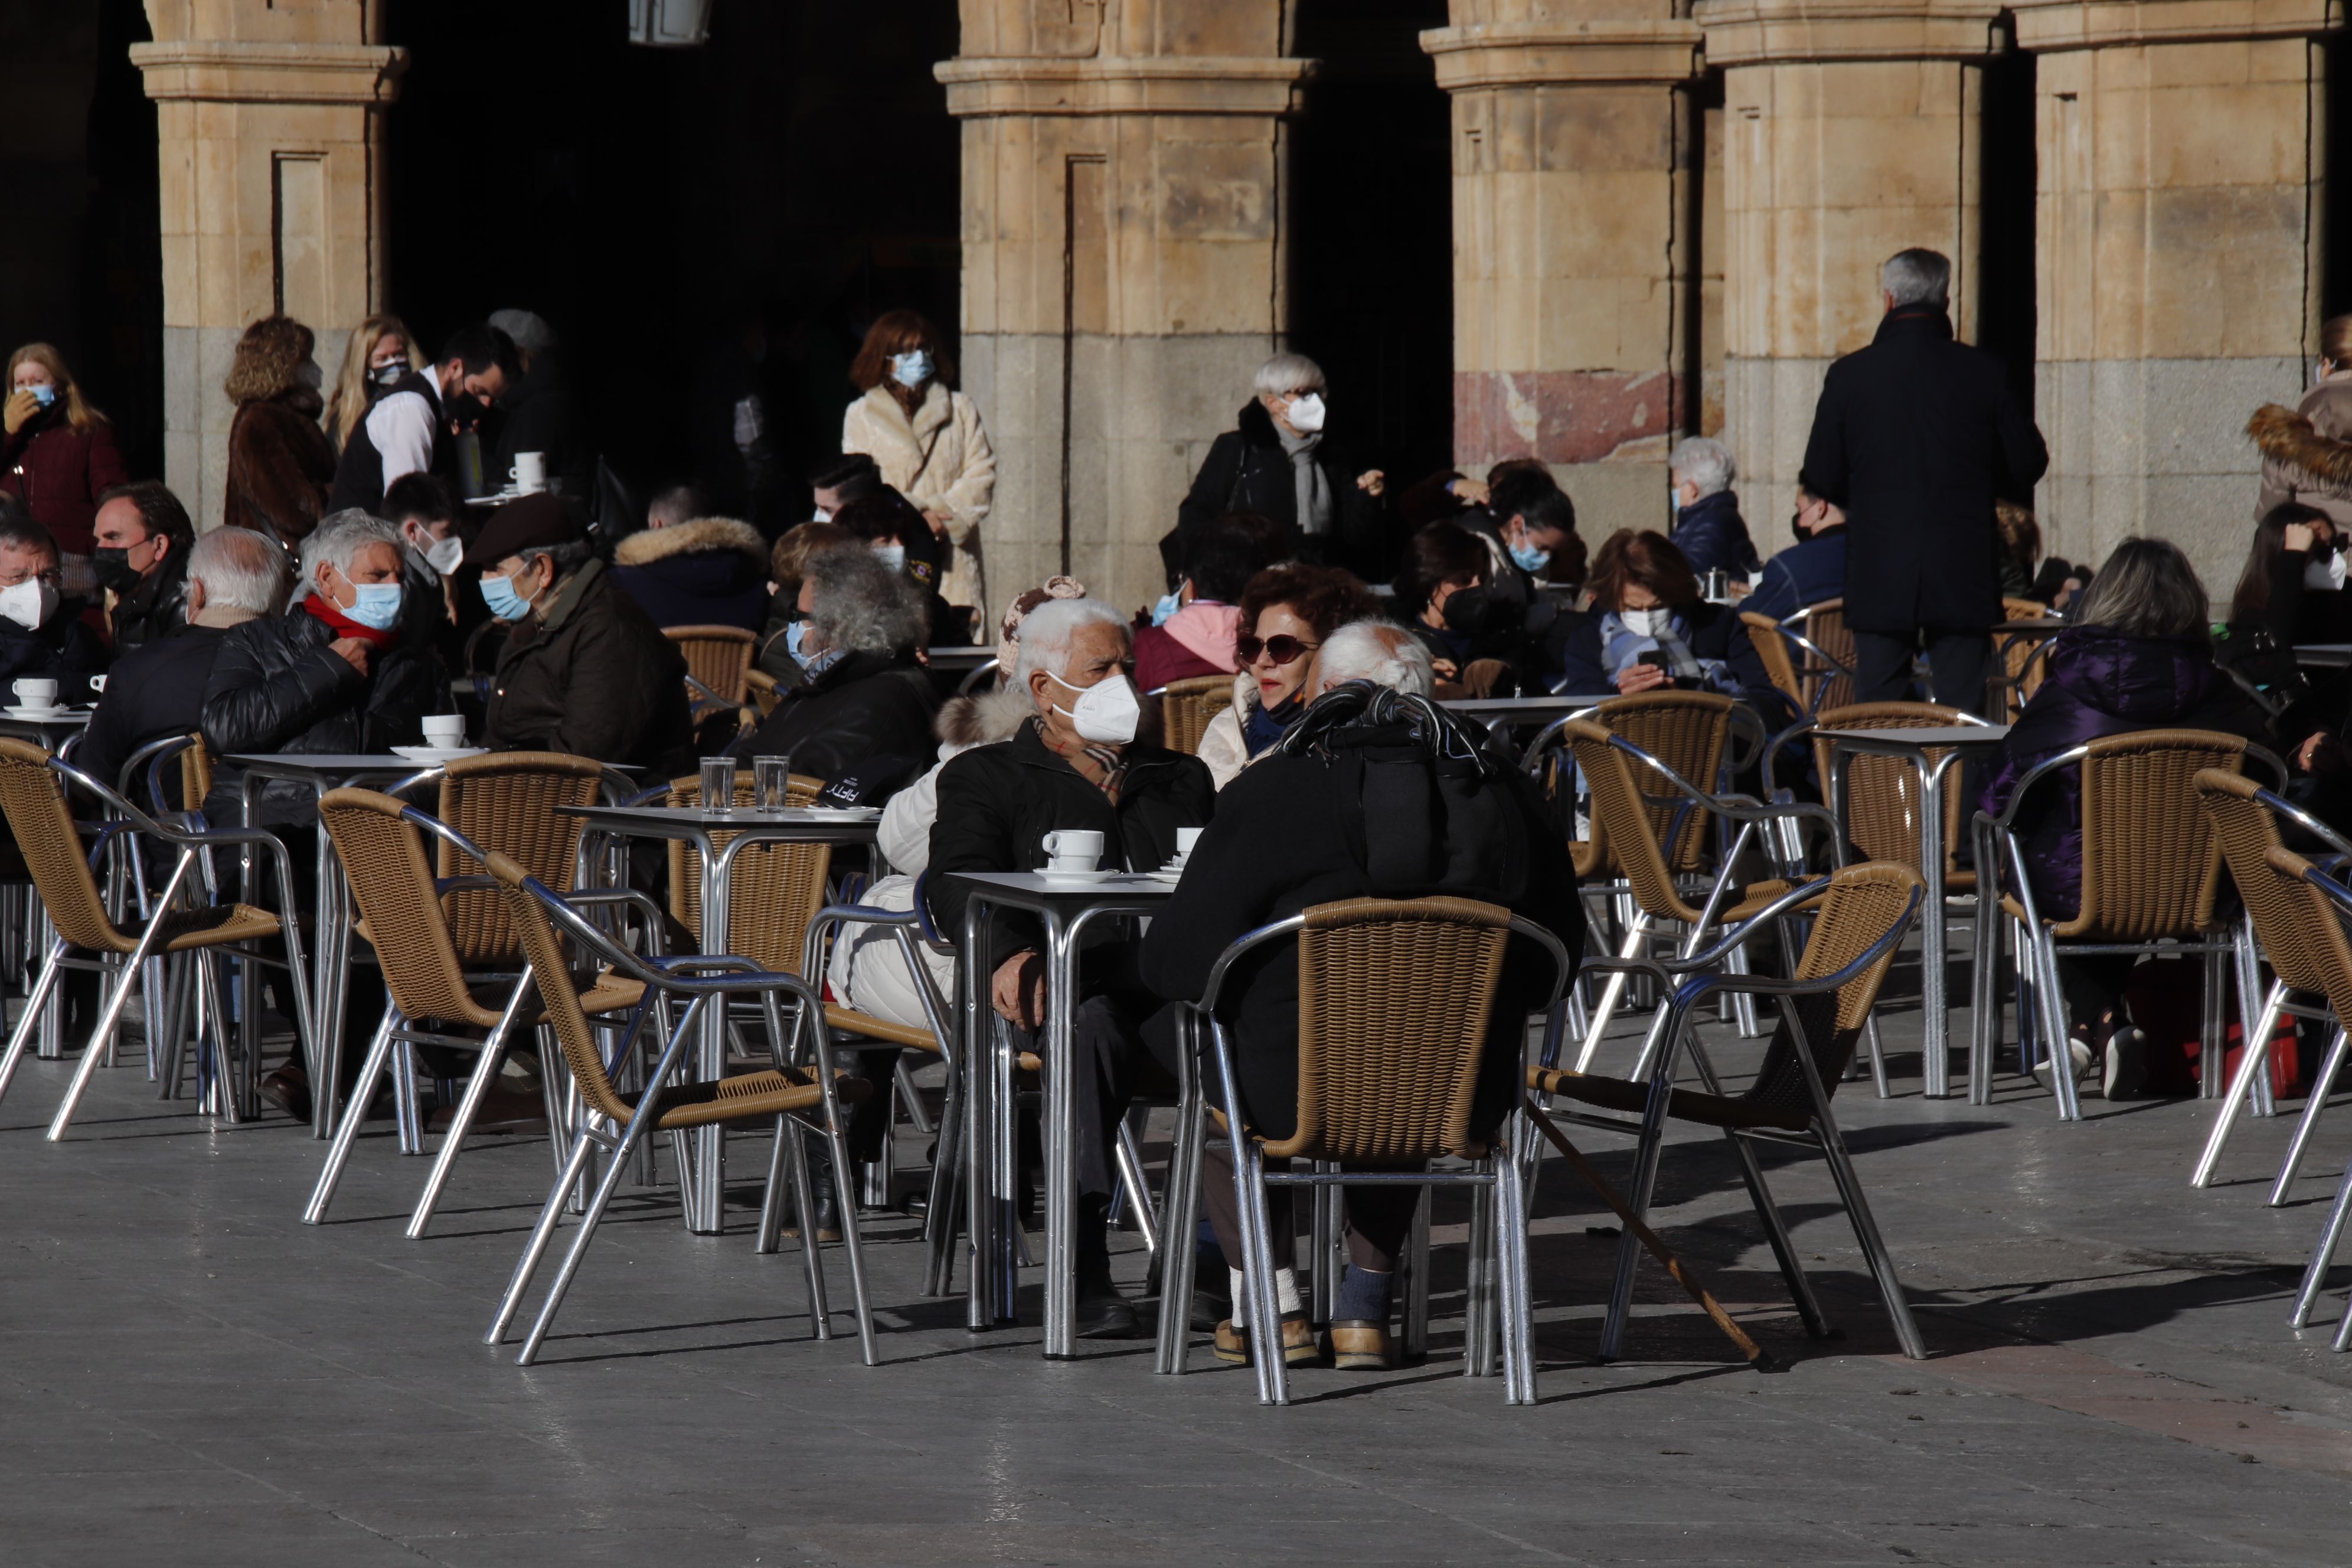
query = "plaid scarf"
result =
(1031, 716, 1126, 802)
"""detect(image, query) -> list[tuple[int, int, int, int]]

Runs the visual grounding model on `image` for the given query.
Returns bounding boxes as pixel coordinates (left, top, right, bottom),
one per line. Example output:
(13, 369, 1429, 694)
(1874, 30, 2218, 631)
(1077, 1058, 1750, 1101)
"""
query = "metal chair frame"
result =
(2276, 860, 2352, 1346)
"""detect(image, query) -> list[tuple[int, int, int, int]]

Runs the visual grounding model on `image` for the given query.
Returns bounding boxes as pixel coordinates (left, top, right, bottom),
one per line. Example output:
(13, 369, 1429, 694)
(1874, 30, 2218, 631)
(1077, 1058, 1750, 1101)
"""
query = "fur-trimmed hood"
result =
(2250, 402, 2352, 491)
(613, 517, 766, 567)
(935, 683, 1034, 750)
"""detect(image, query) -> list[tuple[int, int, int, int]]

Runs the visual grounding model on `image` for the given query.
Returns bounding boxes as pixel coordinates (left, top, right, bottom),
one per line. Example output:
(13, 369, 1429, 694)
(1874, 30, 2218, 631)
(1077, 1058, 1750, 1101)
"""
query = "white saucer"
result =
(391, 744, 487, 764)
(4, 705, 72, 720)
(802, 805, 881, 819)
(1142, 869, 1184, 886)
(1036, 867, 1117, 884)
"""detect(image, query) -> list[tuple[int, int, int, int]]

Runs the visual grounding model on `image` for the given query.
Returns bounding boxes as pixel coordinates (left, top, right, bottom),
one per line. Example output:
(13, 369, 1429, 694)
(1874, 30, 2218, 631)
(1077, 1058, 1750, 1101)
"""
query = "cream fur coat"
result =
(843, 381, 995, 621)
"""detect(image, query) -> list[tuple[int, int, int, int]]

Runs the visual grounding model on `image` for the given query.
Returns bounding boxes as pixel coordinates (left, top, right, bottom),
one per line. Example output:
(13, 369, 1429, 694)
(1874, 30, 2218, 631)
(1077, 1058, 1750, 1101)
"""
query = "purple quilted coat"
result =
(1979, 625, 2271, 922)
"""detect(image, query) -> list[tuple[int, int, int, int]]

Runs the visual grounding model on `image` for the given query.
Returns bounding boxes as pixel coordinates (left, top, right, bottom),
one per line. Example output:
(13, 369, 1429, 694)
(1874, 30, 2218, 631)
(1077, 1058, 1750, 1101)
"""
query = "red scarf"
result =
(303, 593, 398, 649)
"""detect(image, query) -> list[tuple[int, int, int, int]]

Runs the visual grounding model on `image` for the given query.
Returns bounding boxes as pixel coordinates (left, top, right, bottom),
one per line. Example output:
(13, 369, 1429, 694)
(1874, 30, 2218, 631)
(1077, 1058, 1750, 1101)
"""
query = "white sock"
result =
(1229, 1267, 1247, 1327)
(1275, 1266, 1302, 1316)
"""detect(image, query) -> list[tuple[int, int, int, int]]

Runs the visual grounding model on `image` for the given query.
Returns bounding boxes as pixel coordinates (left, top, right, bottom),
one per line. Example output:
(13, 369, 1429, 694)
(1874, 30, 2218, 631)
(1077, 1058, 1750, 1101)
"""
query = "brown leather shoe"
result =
(1326, 1319, 1396, 1371)
(1213, 1314, 1319, 1367)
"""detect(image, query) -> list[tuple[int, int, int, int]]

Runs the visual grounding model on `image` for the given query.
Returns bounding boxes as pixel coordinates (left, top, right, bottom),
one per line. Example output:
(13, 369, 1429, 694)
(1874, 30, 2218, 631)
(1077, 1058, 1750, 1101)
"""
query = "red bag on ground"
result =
(2121, 956, 2299, 1098)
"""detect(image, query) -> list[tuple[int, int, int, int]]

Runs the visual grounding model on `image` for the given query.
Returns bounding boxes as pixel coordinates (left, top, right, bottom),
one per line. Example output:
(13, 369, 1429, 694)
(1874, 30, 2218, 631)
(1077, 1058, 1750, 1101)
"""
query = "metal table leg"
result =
(962, 898, 998, 1329)
(688, 834, 730, 1234)
(1917, 751, 1956, 1097)
(1041, 909, 1077, 1357)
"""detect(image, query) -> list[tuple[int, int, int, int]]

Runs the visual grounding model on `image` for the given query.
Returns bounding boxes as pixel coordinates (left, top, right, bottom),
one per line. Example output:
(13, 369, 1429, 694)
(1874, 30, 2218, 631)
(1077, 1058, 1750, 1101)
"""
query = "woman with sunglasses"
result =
(1554, 528, 1773, 705)
(1197, 563, 1381, 788)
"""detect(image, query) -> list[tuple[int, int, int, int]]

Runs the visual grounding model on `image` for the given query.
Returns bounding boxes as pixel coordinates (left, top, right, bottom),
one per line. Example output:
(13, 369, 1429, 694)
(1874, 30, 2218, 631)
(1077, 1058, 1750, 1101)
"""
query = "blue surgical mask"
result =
(785, 618, 809, 659)
(890, 349, 933, 388)
(874, 544, 907, 573)
(1151, 589, 1184, 626)
(22, 384, 55, 410)
(341, 579, 405, 632)
(480, 572, 531, 622)
(1508, 541, 1551, 574)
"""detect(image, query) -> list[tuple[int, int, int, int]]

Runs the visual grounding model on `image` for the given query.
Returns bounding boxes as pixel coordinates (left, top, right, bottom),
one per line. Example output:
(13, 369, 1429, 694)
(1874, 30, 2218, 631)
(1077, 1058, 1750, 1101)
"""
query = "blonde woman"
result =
(224, 316, 336, 547)
(842, 309, 995, 622)
(322, 313, 425, 455)
(2, 342, 128, 586)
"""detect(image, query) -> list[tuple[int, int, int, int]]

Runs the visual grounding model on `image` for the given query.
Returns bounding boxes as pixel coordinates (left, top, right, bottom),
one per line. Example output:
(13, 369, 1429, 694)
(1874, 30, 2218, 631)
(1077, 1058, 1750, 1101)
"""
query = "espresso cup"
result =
(1041, 828, 1104, 871)
(86, 675, 106, 695)
(422, 714, 466, 748)
(509, 452, 547, 492)
(1175, 827, 1204, 858)
(13, 678, 58, 710)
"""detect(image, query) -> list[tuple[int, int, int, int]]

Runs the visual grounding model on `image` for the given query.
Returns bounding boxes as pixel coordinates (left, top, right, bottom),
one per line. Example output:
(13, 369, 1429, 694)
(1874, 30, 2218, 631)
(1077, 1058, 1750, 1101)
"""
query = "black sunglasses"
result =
(1237, 633, 1320, 667)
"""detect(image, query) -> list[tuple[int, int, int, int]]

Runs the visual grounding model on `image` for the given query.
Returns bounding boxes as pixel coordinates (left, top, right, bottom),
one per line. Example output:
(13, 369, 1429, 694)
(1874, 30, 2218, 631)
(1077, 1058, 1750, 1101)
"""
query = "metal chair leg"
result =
(1727, 1129, 1832, 1338)
(0, 939, 68, 1106)
(48, 927, 172, 1141)
(1495, 1149, 1537, 1403)
(1599, 1057, 1680, 1360)
(1404, 1188, 1432, 1361)
(2272, 1026, 2351, 1206)
(407, 992, 534, 1238)
(2291, 1149, 2352, 1329)
(1819, 1128, 1927, 1359)
(301, 1001, 398, 1224)
(2192, 979, 2288, 1188)
(1237, 1138, 1288, 1406)
(1152, 1085, 1204, 1375)
(485, 1126, 600, 1345)
(517, 1110, 661, 1365)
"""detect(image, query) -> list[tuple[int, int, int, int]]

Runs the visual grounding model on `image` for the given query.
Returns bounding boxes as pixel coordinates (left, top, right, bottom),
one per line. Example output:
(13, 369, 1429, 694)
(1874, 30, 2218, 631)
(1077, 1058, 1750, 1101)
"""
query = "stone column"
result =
(2014, 0, 2338, 591)
(130, 1, 404, 527)
(936, 3, 1310, 616)
(1420, 6, 1706, 530)
(1698, 0, 2005, 551)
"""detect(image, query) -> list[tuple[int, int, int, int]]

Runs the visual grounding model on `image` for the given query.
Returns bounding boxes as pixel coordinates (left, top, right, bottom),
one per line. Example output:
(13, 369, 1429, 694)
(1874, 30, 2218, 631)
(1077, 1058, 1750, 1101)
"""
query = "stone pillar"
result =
(2014, 0, 2338, 592)
(1698, 0, 2005, 551)
(936, 3, 1310, 616)
(1420, 6, 1706, 531)
(130, 1, 404, 527)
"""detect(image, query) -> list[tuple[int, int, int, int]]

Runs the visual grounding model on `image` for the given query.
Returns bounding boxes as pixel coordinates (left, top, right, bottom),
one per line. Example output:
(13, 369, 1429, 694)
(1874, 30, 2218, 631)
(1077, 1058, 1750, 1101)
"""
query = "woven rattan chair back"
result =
(1741, 861, 1924, 1122)
(0, 739, 123, 953)
(485, 850, 636, 1125)
(320, 788, 495, 1027)
(2195, 769, 2330, 995)
(433, 752, 604, 963)
(2064, 730, 2248, 940)
(1265, 896, 1513, 1163)
(665, 770, 830, 975)
(1158, 674, 1236, 757)
(667, 625, 756, 705)
(2000, 626, 2059, 721)
(1563, 720, 1697, 924)
(180, 736, 213, 812)
(1811, 702, 1966, 872)
(2003, 597, 2051, 622)
(1592, 690, 1732, 874)
(745, 668, 782, 718)
(1739, 612, 1805, 713)
(1794, 600, 1856, 713)
(2260, 845, 2352, 1027)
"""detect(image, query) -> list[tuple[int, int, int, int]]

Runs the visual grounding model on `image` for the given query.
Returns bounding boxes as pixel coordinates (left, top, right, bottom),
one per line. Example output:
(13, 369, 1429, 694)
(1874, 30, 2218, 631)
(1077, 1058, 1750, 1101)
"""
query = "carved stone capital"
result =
(1694, 0, 2008, 66)
(1419, 19, 1706, 89)
(935, 55, 1314, 118)
(128, 41, 409, 104)
(2008, 0, 2343, 51)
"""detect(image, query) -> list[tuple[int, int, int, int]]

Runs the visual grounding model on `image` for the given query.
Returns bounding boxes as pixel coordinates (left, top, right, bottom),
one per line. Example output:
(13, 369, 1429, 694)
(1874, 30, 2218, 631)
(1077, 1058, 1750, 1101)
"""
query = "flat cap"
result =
(465, 492, 579, 566)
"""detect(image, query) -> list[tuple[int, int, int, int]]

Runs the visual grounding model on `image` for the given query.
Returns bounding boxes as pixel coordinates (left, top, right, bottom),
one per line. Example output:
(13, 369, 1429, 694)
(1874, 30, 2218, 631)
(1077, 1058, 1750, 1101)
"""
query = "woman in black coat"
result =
(731, 545, 937, 790)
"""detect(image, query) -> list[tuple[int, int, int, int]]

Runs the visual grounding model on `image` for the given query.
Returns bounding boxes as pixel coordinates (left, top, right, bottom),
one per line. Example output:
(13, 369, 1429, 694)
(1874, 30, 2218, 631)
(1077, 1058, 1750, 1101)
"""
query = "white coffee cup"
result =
(86, 675, 106, 695)
(1175, 827, 1204, 858)
(13, 678, 58, 710)
(1041, 828, 1104, 871)
(509, 452, 547, 492)
(422, 714, 466, 747)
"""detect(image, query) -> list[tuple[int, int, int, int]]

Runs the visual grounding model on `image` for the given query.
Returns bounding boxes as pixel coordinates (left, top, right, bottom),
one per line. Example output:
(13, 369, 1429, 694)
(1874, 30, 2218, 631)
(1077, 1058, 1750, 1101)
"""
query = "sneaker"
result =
(2103, 1023, 2150, 1101)
(2030, 1037, 2093, 1090)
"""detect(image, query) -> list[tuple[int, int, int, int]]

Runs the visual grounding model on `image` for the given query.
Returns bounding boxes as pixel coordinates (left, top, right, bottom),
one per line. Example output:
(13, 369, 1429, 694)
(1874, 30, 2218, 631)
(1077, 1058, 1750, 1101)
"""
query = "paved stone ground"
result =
(4, 971, 2352, 1566)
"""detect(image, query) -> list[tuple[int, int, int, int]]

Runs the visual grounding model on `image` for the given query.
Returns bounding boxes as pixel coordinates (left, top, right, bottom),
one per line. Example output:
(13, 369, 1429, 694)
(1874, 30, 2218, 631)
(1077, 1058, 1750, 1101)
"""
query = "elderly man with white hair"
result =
(1167, 349, 1390, 578)
(926, 595, 1215, 1337)
(1665, 435, 1760, 583)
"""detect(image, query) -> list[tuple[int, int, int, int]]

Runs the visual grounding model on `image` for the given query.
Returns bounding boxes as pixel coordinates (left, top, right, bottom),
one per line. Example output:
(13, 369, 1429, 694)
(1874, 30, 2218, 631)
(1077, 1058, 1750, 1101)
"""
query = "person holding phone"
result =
(2229, 501, 2352, 648)
(1552, 528, 1775, 707)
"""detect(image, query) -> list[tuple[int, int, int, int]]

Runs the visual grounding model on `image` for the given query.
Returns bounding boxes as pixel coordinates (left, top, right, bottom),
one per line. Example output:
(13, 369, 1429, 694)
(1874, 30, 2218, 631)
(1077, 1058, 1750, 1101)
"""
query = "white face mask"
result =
(873, 544, 907, 573)
(1047, 669, 1142, 744)
(890, 349, 934, 388)
(1620, 606, 1674, 638)
(2307, 550, 2349, 593)
(0, 578, 58, 631)
(1285, 391, 1327, 434)
(422, 533, 464, 576)
(812, 506, 832, 524)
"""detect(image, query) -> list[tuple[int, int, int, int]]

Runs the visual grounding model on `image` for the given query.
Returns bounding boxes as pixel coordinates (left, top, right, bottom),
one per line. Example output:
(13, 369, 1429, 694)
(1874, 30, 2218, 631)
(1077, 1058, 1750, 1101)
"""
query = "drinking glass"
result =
(754, 754, 793, 812)
(700, 756, 737, 815)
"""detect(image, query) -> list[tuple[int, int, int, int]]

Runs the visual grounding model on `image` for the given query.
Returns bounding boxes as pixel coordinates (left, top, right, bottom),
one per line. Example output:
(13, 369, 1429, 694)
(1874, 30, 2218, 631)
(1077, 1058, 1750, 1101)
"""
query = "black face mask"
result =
(92, 547, 145, 596)
(446, 390, 490, 430)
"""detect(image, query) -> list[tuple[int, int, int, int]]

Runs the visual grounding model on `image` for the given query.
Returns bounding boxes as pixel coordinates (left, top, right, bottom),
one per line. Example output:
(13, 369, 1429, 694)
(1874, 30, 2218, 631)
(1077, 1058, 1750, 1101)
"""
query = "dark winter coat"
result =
(1551, 599, 1781, 711)
(926, 723, 1214, 966)
(1669, 488, 1762, 579)
(110, 548, 192, 653)
(224, 390, 335, 545)
(491, 349, 588, 502)
(2237, 549, 2352, 646)
(1798, 308, 2047, 636)
(1167, 400, 1386, 579)
(1137, 709, 1584, 1141)
(482, 558, 695, 776)
(79, 622, 230, 802)
(1, 406, 129, 557)
(609, 518, 770, 632)
(730, 649, 939, 786)
(1743, 525, 1849, 624)
(200, 605, 445, 825)
(0, 600, 110, 698)
(1979, 625, 2273, 923)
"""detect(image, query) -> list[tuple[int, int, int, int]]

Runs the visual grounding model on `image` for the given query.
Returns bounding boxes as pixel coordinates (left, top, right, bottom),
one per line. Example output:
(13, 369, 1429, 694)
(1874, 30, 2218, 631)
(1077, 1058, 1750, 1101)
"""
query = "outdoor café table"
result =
(948, 869, 1175, 1354)
(234, 753, 437, 1134)
(0, 707, 92, 748)
(2294, 643, 2352, 669)
(1445, 694, 1613, 764)
(556, 803, 881, 1235)
(1817, 723, 2010, 1097)
(0, 710, 91, 1059)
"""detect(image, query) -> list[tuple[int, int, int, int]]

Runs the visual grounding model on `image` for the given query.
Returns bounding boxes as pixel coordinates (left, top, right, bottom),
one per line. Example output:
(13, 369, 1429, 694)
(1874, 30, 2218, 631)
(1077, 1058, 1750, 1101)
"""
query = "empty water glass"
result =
(754, 755, 792, 812)
(700, 756, 737, 815)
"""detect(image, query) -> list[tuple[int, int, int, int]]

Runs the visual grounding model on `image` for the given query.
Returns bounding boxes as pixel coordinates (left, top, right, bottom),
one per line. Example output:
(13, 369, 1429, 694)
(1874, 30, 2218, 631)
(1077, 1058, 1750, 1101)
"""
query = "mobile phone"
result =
(1636, 650, 1672, 671)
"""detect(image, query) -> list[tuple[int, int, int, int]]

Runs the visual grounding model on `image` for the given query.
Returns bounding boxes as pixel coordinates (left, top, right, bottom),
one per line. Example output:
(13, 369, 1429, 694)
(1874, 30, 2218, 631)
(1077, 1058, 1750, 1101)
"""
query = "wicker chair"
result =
(1526, 862, 1929, 1359)
(746, 668, 783, 719)
(1991, 623, 2062, 721)
(432, 751, 606, 966)
(667, 624, 757, 707)
(2187, 771, 2352, 1195)
(664, 769, 830, 976)
(0, 739, 316, 1141)
(2270, 850, 2352, 1343)
(1740, 611, 1805, 718)
(1812, 703, 1985, 879)
(306, 789, 651, 1234)
(480, 848, 876, 1366)
(1157, 674, 1236, 758)
(1975, 730, 2267, 1119)
(1789, 600, 1857, 714)
(1153, 896, 1576, 1404)
(2003, 596, 2054, 623)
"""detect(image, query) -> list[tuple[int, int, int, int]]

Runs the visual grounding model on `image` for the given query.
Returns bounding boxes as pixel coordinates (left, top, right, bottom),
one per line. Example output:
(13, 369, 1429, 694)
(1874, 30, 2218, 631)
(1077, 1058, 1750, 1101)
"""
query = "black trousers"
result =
(1854, 626, 1994, 713)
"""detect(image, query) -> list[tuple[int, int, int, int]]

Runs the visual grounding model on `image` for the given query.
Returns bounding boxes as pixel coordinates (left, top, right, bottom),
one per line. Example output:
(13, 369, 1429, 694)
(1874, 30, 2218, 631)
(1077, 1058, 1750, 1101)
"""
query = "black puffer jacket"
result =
(730, 649, 939, 786)
(482, 558, 695, 776)
(926, 723, 1214, 965)
(110, 550, 191, 653)
(1167, 399, 1388, 580)
(200, 604, 445, 824)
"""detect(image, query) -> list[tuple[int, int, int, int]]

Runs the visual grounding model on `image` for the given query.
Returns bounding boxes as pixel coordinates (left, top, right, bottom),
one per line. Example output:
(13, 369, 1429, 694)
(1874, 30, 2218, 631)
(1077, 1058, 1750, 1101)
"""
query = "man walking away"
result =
(1799, 248, 2046, 709)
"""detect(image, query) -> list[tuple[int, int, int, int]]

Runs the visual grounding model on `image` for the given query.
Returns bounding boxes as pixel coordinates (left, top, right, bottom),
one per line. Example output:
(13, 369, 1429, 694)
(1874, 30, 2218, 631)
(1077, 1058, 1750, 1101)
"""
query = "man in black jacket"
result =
(92, 481, 193, 651)
(1167, 351, 1390, 580)
(731, 544, 937, 786)
(1799, 247, 2047, 707)
(926, 596, 1215, 1337)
